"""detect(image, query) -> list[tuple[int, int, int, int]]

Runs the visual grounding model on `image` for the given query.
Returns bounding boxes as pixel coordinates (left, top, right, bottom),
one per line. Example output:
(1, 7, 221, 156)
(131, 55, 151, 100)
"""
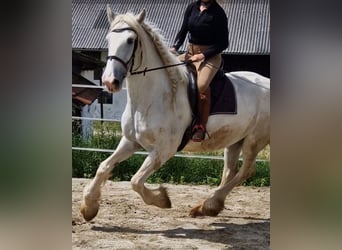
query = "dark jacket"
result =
(173, 0, 229, 59)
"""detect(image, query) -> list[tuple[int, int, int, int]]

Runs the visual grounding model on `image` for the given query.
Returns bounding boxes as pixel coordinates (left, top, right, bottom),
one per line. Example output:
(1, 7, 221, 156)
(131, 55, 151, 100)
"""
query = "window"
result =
(93, 68, 102, 80)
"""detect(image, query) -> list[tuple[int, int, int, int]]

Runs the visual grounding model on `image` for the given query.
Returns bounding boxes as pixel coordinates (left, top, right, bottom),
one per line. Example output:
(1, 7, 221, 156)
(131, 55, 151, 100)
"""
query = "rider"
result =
(170, 0, 229, 142)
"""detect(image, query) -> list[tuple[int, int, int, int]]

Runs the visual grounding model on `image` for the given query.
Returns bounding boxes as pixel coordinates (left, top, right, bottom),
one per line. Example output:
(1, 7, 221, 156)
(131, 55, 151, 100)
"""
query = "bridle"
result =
(106, 26, 191, 76)
(106, 27, 139, 74)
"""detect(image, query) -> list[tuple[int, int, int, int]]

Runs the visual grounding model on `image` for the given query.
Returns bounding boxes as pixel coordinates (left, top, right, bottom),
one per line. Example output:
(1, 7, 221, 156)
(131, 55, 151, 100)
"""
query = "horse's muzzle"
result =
(102, 78, 122, 93)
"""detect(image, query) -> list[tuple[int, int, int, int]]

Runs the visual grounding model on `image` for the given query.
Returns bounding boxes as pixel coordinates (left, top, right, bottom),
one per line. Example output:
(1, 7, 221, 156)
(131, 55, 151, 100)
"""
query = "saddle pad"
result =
(210, 75, 237, 115)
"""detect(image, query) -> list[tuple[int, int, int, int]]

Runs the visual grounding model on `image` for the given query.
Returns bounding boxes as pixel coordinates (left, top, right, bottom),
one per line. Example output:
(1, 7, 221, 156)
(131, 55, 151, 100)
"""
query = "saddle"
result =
(177, 63, 237, 151)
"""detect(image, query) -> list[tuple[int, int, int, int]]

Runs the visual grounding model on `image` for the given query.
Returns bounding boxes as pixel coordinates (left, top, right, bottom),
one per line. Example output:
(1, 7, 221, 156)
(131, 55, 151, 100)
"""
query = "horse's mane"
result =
(110, 13, 188, 95)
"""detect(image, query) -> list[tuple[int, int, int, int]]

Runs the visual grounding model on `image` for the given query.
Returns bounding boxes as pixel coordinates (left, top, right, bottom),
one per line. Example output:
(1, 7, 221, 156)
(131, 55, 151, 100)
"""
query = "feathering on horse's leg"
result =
(219, 140, 244, 187)
(131, 151, 172, 208)
(80, 137, 139, 221)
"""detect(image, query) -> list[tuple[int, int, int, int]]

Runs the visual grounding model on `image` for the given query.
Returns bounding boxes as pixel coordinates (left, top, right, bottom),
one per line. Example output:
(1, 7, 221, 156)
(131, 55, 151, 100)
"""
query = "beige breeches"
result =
(179, 43, 222, 94)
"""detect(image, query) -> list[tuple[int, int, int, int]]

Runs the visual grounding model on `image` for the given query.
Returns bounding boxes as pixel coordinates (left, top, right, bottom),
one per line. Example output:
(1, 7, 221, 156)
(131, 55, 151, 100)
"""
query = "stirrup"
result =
(191, 124, 206, 142)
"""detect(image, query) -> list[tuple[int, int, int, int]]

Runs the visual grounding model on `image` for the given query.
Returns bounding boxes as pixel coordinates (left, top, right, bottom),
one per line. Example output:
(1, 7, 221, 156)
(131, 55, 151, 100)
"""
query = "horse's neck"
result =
(127, 45, 172, 105)
(126, 74, 169, 104)
(126, 39, 190, 124)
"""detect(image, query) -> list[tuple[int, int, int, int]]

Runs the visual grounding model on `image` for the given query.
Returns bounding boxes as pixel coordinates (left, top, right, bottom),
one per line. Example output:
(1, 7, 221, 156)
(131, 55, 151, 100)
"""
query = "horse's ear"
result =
(136, 9, 146, 23)
(106, 4, 115, 23)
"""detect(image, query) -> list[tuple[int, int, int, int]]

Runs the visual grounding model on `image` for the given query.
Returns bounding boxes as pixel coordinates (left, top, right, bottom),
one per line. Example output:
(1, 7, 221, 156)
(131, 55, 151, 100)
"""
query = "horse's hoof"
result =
(163, 196, 172, 208)
(189, 204, 204, 217)
(189, 199, 224, 217)
(159, 186, 172, 208)
(202, 199, 224, 216)
(80, 201, 99, 221)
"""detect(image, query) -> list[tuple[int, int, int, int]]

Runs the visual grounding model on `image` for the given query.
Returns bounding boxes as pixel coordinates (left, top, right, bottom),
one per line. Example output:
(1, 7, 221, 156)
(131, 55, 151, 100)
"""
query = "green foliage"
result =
(242, 161, 270, 187)
(72, 122, 270, 186)
(146, 157, 224, 185)
(72, 122, 121, 178)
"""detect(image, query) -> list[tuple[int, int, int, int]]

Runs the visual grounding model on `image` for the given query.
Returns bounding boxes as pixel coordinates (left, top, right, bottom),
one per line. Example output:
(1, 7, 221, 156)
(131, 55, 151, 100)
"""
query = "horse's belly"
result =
(183, 135, 243, 152)
(183, 120, 249, 152)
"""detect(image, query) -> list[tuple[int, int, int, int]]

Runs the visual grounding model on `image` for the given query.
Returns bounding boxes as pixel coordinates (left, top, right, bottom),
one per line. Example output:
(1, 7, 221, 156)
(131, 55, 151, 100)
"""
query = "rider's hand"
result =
(190, 53, 205, 62)
(169, 47, 177, 54)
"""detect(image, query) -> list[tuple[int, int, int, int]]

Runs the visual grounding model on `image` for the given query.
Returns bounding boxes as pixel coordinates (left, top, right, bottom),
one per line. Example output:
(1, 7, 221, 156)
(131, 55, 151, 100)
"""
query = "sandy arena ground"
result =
(72, 178, 270, 249)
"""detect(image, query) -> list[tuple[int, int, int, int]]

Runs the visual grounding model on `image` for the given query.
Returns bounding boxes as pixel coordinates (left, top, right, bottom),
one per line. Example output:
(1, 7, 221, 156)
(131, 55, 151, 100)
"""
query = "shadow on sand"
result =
(92, 219, 270, 248)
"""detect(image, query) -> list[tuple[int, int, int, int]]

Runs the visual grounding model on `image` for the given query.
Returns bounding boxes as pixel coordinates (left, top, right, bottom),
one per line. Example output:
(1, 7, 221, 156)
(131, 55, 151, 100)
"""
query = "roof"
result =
(72, 0, 269, 55)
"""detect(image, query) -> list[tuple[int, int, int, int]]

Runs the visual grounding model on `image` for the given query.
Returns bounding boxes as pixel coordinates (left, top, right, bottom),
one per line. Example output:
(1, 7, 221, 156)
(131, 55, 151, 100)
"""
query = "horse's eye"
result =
(127, 38, 134, 44)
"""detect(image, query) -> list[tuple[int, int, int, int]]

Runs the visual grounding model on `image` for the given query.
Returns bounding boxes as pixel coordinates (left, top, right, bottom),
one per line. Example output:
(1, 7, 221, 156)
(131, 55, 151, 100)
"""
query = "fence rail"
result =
(72, 84, 127, 90)
(72, 116, 120, 122)
(71, 146, 269, 162)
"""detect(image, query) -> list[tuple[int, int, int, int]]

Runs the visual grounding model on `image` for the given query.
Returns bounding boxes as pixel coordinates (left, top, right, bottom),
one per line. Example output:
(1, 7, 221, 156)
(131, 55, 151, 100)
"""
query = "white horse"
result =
(81, 7, 270, 221)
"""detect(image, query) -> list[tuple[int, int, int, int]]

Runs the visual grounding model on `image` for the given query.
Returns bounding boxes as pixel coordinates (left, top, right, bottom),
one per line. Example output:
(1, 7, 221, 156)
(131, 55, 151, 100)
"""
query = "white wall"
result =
(80, 53, 127, 139)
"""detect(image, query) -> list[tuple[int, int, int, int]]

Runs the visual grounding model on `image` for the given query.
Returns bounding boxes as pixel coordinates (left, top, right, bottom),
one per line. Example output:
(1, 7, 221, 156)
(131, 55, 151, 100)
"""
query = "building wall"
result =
(223, 55, 270, 78)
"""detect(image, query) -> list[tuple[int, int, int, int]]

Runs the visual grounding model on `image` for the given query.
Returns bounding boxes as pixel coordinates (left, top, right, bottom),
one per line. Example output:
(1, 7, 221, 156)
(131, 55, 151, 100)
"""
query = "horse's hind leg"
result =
(219, 140, 244, 187)
(80, 137, 139, 221)
(190, 138, 261, 217)
(190, 140, 242, 217)
(131, 150, 172, 208)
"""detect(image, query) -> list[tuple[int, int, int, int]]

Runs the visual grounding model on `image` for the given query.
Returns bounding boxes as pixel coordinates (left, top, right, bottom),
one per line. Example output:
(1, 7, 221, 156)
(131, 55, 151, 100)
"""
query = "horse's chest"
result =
(122, 119, 160, 145)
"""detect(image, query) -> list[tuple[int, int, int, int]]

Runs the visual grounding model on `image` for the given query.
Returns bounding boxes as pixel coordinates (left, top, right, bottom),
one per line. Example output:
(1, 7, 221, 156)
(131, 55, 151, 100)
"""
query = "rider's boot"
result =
(192, 88, 211, 142)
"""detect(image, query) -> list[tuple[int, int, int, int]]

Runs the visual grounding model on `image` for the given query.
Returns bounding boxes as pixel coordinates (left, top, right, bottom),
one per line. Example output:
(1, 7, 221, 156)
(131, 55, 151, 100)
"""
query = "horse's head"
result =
(102, 5, 146, 93)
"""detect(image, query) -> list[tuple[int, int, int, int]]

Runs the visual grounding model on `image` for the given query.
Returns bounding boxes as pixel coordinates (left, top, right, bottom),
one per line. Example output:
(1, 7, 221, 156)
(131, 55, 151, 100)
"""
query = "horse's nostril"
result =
(113, 79, 120, 86)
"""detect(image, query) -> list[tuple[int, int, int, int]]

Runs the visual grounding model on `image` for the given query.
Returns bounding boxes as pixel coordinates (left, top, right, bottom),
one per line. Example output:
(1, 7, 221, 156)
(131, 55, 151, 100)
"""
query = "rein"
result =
(130, 61, 191, 76)
(107, 27, 192, 77)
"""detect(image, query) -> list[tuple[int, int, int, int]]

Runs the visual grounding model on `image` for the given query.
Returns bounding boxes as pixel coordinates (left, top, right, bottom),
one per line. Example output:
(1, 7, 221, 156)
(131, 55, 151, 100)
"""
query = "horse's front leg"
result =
(130, 150, 172, 208)
(80, 137, 139, 221)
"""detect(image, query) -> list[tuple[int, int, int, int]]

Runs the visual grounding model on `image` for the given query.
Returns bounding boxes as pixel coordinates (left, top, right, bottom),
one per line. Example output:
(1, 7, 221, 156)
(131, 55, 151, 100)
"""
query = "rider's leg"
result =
(192, 54, 221, 141)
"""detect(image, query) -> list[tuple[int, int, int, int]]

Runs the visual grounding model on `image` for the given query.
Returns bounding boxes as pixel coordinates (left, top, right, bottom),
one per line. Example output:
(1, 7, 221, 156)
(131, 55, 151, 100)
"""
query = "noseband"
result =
(106, 27, 138, 72)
